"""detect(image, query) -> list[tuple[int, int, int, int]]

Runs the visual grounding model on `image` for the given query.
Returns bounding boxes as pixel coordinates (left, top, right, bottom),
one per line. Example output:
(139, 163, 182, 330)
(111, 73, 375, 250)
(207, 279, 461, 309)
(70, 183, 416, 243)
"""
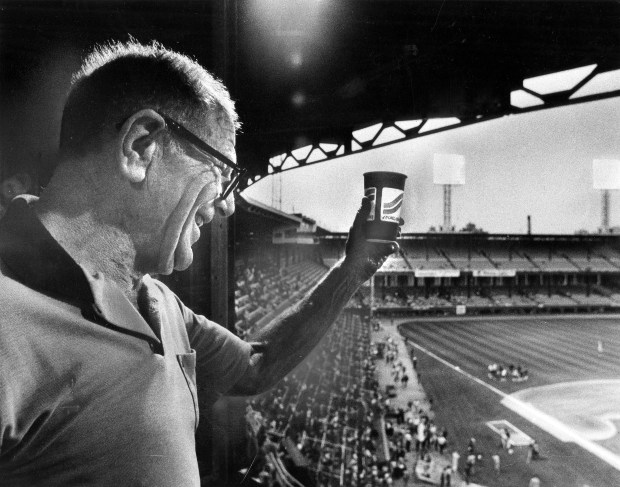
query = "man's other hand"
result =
(343, 196, 403, 283)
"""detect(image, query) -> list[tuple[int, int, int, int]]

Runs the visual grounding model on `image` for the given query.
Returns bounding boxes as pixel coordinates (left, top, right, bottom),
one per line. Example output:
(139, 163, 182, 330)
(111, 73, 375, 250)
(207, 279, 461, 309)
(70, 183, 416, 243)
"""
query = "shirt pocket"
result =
(177, 350, 198, 431)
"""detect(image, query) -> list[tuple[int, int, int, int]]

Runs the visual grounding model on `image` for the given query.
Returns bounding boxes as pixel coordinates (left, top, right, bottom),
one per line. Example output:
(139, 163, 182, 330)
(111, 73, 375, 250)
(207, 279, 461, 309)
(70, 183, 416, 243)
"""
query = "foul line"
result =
(406, 336, 620, 472)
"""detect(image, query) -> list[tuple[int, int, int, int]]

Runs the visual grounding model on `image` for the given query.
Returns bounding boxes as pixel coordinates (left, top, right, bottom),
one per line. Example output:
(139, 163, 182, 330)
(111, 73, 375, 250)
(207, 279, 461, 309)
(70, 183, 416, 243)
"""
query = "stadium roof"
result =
(238, 195, 304, 226)
(1, 1, 619, 186)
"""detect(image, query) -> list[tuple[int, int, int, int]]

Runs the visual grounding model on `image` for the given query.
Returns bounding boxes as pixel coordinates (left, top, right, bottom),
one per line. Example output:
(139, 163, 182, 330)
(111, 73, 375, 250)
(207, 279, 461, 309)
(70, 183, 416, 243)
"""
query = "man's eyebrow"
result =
(192, 145, 229, 170)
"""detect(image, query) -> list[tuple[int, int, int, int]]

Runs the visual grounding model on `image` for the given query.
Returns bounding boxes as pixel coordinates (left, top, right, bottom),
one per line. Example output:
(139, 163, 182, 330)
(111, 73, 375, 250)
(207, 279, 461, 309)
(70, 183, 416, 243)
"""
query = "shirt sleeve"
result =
(175, 297, 252, 395)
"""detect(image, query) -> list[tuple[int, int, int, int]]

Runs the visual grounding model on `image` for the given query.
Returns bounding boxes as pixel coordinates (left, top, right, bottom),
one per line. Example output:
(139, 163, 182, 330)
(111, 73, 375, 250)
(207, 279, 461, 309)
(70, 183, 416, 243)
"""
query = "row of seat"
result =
(234, 260, 329, 338)
(247, 313, 387, 487)
(322, 245, 620, 273)
(366, 288, 620, 310)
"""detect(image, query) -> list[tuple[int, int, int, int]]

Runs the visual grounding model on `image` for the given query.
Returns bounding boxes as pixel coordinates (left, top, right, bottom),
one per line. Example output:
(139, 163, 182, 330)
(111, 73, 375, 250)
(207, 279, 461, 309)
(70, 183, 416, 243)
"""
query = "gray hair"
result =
(60, 39, 239, 155)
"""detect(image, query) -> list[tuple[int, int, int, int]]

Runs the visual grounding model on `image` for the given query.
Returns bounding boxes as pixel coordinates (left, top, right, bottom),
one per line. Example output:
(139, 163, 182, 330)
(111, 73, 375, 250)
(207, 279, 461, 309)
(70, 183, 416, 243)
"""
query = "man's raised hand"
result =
(343, 196, 402, 283)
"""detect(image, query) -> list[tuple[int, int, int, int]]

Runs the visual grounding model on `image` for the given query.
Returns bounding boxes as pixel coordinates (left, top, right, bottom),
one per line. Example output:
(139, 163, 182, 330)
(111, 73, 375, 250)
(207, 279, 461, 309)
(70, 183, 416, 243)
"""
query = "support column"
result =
(370, 275, 375, 319)
(206, 0, 236, 332)
(204, 215, 231, 327)
(200, 2, 242, 485)
(443, 184, 452, 231)
(602, 189, 610, 232)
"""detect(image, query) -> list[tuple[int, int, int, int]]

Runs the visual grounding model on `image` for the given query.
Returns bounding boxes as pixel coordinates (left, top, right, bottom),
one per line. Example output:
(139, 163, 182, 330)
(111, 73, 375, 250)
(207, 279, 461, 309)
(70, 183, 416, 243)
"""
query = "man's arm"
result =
(228, 197, 399, 395)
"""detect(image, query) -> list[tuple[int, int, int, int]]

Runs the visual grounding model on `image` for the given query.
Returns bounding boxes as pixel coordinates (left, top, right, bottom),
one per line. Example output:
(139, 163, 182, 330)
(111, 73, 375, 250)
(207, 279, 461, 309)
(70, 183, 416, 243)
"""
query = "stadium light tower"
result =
(433, 154, 466, 232)
(593, 159, 620, 232)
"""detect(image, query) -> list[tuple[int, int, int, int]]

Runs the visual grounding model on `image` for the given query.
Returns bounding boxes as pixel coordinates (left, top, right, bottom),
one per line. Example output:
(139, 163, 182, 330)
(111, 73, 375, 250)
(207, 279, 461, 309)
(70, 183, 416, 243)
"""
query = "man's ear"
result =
(117, 109, 166, 184)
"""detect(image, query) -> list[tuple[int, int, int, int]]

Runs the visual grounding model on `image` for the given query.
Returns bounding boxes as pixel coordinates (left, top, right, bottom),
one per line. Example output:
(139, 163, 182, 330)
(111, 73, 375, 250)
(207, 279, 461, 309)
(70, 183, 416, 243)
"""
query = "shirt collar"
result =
(0, 195, 160, 344)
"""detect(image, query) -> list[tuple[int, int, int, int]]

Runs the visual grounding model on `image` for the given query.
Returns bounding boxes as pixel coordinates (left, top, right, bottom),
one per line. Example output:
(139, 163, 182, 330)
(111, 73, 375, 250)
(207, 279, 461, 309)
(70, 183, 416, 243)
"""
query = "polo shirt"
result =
(0, 196, 252, 486)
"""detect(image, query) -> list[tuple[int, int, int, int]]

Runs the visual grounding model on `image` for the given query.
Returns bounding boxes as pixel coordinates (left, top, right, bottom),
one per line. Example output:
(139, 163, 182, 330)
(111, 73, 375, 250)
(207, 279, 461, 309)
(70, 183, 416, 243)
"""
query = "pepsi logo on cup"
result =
(363, 171, 407, 243)
(380, 188, 403, 223)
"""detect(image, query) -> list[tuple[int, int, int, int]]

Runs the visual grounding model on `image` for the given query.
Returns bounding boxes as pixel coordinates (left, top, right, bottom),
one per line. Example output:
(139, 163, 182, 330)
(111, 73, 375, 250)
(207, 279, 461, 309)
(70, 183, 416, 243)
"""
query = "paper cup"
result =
(363, 171, 407, 243)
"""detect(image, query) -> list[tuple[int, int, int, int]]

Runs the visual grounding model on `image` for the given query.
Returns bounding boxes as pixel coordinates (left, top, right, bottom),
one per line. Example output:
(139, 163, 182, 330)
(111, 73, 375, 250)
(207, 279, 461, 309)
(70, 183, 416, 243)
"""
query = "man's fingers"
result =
(369, 241, 399, 259)
(356, 197, 371, 221)
(351, 196, 371, 233)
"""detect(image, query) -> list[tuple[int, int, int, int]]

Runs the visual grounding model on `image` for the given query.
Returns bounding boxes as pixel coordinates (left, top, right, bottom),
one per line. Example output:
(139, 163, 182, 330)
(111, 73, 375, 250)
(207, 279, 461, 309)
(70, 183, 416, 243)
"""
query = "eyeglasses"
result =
(117, 111, 246, 199)
(159, 113, 245, 199)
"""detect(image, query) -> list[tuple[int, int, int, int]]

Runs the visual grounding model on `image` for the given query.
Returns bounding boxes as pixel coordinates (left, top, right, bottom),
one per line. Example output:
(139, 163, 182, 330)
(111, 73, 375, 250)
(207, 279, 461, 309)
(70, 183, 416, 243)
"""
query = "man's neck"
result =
(34, 196, 143, 307)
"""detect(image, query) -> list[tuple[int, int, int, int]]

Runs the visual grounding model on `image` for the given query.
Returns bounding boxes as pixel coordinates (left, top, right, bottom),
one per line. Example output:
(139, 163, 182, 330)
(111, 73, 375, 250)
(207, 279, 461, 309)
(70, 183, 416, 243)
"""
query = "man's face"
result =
(132, 112, 237, 275)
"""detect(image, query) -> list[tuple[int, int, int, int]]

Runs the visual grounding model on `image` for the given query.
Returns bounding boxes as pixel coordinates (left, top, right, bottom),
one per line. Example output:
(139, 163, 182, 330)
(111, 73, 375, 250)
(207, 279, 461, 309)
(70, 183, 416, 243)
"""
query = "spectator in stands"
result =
(404, 430, 413, 452)
(451, 450, 460, 473)
(416, 417, 427, 453)
(529, 476, 541, 487)
(0, 40, 401, 486)
(420, 452, 432, 478)
(467, 437, 477, 454)
(464, 453, 476, 484)
(428, 421, 438, 450)
(492, 453, 501, 475)
(440, 466, 452, 487)
(402, 462, 410, 486)
(257, 466, 273, 486)
(392, 457, 404, 480)
(437, 429, 448, 454)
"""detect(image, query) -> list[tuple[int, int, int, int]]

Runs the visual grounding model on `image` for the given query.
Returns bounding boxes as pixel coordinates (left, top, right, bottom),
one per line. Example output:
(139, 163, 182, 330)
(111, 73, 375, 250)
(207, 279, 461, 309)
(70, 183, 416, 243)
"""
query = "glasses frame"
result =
(117, 111, 246, 199)
(158, 113, 245, 199)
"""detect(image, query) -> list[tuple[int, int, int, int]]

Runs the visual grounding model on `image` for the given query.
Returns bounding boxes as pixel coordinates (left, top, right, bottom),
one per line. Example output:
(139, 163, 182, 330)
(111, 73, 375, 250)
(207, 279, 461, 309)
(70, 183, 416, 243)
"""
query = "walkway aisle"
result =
(371, 318, 469, 487)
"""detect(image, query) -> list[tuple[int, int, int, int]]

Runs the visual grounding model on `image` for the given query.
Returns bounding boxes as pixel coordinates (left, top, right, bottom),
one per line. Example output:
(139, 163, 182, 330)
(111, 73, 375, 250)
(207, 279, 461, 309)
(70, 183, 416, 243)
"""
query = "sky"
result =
(243, 98, 620, 234)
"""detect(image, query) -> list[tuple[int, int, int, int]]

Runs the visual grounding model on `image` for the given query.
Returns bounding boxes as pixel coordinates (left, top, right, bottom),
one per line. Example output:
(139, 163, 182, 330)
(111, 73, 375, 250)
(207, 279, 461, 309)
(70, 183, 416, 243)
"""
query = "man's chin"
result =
(155, 246, 193, 275)
(173, 260, 193, 272)
(173, 247, 194, 272)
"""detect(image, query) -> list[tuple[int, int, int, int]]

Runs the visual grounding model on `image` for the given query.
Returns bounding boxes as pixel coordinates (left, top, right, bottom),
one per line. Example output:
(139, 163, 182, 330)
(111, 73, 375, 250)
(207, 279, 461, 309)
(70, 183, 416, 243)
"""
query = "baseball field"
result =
(399, 315, 620, 487)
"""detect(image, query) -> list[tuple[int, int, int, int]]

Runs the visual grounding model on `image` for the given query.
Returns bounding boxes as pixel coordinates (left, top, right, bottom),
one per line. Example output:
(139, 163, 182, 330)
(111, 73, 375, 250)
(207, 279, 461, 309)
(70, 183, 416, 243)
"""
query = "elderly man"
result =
(0, 41, 398, 486)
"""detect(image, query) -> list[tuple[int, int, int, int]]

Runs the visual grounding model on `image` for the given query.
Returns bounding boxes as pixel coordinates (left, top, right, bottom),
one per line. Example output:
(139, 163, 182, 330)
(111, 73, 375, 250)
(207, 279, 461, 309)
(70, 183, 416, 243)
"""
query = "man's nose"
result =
(215, 192, 235, 218)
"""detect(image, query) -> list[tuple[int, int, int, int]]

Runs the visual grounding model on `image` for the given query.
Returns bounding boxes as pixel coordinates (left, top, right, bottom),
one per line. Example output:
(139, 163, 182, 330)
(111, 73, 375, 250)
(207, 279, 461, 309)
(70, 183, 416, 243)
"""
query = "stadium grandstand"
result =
(322, 232, 620, 316)
(219, 196, 620, 487)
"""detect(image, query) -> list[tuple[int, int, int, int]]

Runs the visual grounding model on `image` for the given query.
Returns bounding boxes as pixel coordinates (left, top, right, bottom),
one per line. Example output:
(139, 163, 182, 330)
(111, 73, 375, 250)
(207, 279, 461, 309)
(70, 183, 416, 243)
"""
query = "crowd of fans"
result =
(245, 313, 387, 486)
(239, 310, 547, 487)
(234, 266, 547, 486)
(377, 337, 454, 486)
(242, 311, 459, 487)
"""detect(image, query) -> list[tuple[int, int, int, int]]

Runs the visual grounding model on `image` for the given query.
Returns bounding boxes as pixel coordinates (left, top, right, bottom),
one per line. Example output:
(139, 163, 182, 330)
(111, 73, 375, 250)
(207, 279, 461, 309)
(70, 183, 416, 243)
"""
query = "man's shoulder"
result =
(0, 260, 57, 338)
(0, 258, 72, 313)
(0, 258, 33, 302)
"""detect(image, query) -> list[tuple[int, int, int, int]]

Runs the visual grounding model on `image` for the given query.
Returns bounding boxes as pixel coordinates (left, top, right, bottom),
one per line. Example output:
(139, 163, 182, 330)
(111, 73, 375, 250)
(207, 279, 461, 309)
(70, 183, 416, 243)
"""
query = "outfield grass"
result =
(400, 316, 620, 487)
